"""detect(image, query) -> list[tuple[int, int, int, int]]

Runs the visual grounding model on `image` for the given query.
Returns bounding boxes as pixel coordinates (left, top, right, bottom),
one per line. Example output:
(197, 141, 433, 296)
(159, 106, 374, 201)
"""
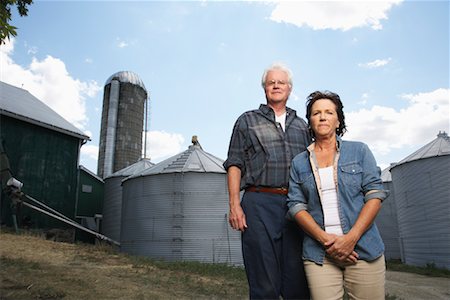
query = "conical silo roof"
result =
(106, 158, 154, 178)
(105, 71, 147, 92)
(128, 138, 225, 179)
(393, 131, 450, 168)
(380, 165, 393, 182)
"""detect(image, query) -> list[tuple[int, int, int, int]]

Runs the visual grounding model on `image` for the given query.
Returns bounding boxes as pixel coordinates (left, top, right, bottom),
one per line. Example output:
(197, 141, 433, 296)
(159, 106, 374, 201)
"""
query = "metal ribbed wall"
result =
(101, 176, 123, 242)
(120, 172, 243, 265)
(376, 179, 401, 260)
(391, 156, 450, 269)
(102, 159, 154, 243)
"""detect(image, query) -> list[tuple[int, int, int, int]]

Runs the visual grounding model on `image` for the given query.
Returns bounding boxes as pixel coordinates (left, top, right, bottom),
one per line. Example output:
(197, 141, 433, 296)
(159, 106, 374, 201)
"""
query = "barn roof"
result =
(0, 81, 89, 141)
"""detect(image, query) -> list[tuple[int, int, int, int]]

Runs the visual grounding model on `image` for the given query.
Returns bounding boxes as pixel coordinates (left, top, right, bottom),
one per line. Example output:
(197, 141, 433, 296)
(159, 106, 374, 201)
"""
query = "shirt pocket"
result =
(297, 171, 316, 195)
(339, 163, 363, 191)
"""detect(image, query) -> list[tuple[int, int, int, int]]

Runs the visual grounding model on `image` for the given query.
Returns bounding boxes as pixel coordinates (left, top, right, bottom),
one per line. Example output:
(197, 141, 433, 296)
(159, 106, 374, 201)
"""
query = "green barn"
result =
(0, 81, 90, 236)
(75, 165, 104, 243)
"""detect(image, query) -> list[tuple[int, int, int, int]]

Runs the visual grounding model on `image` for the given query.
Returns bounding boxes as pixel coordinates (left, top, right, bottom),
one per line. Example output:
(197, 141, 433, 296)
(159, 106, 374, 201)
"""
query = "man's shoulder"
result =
(237, 105, 266, 119)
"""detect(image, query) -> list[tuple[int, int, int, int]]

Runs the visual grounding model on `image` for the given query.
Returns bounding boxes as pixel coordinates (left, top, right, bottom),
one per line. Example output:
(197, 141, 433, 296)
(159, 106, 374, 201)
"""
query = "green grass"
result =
(130, 255, 247, 281)
(386, 259, 450, 278)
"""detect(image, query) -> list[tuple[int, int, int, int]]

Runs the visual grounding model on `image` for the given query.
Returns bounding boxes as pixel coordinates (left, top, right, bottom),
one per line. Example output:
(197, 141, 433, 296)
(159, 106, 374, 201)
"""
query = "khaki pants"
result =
(304, 255, 385, 300)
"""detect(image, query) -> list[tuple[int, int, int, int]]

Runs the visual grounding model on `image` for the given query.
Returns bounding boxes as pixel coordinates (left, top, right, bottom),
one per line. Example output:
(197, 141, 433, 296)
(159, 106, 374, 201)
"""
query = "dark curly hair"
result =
(305, 90, 347, 138)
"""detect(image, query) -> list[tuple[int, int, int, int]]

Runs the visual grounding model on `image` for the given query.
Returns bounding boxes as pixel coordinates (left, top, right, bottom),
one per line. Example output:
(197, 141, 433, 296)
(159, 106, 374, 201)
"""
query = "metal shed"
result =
(76, 165, 104, 243)
(390, 131, 450, 269)
(376, 165, 401, 260)
(102, 158, 154, 242)
(120, 140, 243, 265)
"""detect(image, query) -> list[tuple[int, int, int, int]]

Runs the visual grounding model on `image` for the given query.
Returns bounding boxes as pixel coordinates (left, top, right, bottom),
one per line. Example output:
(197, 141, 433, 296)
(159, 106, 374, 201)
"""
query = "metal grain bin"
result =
(102, 158, 154, 243)
(391, 131, 450, 269)
(376, 165, 401, 260)
(120, 140, 243, 265)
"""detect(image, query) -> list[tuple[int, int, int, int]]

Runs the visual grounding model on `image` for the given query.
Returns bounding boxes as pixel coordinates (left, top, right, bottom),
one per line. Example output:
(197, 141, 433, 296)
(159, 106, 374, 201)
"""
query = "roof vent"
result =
(190, 135, 202, 149)
(437, 131, 449, 141)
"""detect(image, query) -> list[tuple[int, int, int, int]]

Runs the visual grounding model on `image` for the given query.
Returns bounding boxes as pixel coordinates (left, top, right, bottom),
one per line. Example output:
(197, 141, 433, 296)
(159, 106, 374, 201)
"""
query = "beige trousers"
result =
(304, 255, 385, 300)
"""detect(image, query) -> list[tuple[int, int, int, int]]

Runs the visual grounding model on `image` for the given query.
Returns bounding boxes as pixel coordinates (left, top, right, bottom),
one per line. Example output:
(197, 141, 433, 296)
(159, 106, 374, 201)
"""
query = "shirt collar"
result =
(307, 136, 342, 153)
(259, 104, 296, 118)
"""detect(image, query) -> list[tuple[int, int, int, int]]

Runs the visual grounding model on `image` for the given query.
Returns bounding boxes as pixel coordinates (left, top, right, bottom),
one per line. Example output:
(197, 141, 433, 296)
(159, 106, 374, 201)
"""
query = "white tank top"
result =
(318, 166, 343, 236)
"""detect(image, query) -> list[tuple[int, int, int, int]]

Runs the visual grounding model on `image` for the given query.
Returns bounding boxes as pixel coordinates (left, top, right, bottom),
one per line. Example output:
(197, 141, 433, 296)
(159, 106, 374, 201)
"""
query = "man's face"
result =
(264, 70, 292, 105)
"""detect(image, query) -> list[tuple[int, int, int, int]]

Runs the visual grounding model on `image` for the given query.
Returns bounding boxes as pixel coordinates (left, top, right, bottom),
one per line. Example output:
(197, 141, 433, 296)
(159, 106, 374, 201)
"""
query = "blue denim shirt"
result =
(287, 137, 387, 264)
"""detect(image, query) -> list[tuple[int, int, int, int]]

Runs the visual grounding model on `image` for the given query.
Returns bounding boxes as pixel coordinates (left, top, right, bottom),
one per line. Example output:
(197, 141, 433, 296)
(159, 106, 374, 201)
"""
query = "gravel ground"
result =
(386, 270, 450, 300)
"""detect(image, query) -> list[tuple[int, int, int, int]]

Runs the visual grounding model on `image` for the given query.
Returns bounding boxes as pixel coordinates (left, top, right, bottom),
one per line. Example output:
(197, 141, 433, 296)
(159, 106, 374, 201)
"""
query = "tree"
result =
(0, 0, 33, 44)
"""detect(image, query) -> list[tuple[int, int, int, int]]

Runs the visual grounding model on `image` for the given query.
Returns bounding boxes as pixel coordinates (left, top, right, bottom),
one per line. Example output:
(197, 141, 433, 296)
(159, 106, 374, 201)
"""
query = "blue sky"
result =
(1, 0, 449, 174)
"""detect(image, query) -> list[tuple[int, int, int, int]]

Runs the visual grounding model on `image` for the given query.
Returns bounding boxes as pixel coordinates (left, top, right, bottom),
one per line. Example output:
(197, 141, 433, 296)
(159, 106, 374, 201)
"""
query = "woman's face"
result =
(310, 98, 340, 139)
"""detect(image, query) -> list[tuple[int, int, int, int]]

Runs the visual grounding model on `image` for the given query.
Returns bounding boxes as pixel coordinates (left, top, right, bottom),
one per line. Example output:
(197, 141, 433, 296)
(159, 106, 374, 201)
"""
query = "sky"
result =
(1, 0, 449, 174)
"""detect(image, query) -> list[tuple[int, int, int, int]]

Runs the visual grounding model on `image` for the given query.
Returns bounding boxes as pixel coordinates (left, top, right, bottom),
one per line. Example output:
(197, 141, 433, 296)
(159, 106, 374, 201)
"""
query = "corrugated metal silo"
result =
(120, 139, 243, 265)
(390, 131, 450, 269)
(97, 71, 148, 179)
(102, 158, 154, 243)
(376, 165, 401, 260)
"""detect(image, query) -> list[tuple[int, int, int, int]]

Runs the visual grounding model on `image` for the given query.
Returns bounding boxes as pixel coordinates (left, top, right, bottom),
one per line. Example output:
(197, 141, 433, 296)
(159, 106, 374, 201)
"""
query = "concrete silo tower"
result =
(97, 71, 148, 179)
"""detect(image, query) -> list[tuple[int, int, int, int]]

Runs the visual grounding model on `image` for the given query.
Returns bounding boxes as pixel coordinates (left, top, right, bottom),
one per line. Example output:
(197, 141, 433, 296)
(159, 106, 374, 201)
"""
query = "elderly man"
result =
(224, 63, 311, 299)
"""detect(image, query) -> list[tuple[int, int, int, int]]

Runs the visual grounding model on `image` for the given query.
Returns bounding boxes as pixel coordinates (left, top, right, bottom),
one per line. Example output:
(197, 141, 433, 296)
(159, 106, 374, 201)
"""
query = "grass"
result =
(386, 259, 450, 278)
(1, 229, 448, 300)
(0, 230, 249, 299)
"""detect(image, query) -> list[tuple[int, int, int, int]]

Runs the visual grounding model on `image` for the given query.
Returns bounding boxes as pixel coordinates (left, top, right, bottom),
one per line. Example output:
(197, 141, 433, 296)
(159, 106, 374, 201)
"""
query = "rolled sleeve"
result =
(288, 202, 308, 219)
(223, 117, 247, 171)
(361, 143, 388, 202)
(287, 157, 309, 220)
(365, 190, 388, 202)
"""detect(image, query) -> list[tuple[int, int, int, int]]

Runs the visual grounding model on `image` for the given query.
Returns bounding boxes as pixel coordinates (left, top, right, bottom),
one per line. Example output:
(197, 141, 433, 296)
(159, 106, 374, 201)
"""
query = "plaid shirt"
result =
(224, 104, 311, 190)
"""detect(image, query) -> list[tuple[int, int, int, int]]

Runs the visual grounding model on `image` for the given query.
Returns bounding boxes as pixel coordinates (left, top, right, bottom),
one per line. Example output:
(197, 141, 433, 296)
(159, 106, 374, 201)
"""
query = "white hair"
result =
(261, 62, 293, 88)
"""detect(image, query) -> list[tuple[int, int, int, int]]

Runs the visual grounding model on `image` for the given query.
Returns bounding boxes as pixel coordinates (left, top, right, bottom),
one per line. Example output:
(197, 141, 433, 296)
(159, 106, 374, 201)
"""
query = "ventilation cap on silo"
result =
(105, 71, 147, 92)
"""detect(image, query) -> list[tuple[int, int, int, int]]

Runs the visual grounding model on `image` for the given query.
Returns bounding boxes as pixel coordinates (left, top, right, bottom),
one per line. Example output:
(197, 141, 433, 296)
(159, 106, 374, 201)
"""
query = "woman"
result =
(287, 90, 387, 300)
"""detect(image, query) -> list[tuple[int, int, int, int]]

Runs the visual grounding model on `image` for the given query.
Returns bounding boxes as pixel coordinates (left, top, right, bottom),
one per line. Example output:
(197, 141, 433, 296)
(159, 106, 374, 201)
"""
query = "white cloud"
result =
(269, 0, 402, 31)
(0, 38, 102, 130)
(116, 37, 129, 48)
(345, 88, 450, 157)
(358, 93, 369, 105)
(359, 58, 392, 68)
(143, 130, 186, 162)
(81, 144, 99, 161)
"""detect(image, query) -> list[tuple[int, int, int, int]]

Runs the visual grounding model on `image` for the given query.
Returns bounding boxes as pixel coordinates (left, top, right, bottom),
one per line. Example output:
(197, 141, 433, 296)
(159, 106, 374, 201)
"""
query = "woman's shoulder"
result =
(292, 149, 309, 162)
(340, 139, 369, 149)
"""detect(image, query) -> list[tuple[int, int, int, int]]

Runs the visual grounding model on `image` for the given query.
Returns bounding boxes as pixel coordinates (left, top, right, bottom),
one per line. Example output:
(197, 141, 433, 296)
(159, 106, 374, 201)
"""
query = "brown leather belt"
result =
(245, 186, 288, 195)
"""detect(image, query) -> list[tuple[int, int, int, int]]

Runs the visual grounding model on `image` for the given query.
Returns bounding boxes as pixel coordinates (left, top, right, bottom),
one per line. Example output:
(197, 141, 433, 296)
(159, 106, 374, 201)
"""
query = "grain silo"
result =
(97, 71, 147, 179)
(376, 165, 401, 260)
(120, 138, 243, 265)
(102, 158, 154, 243)
(390, 131, 450, 269)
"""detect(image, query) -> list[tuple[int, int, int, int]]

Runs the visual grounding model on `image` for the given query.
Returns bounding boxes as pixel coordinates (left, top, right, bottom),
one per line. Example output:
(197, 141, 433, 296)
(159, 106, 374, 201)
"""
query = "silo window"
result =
(82, 184, 93, 193)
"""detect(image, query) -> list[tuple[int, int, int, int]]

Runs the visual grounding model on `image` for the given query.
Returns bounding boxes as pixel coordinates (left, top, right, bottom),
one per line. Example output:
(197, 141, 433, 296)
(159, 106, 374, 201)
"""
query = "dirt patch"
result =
(386, 270, 450, 300)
